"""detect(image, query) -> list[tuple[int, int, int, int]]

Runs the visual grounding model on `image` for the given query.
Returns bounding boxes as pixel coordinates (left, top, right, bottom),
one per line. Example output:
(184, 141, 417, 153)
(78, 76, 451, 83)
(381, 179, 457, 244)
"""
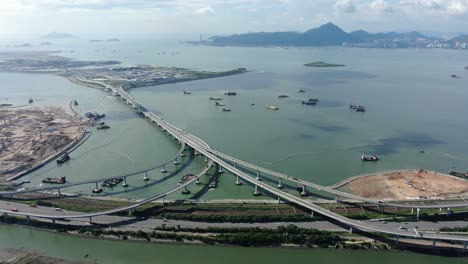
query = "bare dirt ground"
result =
(0, 248, 94, 264)
(0, 107, 83, 181)
(345, 170, 468, 200)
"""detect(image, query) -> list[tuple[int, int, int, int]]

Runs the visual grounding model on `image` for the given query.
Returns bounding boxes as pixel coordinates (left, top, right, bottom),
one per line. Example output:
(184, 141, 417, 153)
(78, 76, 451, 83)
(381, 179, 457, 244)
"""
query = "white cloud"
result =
(335, 0, 356, 13)
(194, 5, 214, 15)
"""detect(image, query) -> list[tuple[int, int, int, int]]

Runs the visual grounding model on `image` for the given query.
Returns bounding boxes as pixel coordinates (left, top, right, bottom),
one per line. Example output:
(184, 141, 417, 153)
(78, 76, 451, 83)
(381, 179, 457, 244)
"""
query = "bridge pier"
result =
(277, 178, 283, 189)
(205, 156, 208, 163)
(334, 196, 339, 203)
(235, 175, 242, 185)
(161, 164, 167, 173)
(300, 186, 308, 196)
(416, 208, 420, 219)
(182, 186, 190, 194)
(464, 242, 467, 253)
(89, 217, 93, 223)
(180, 153, 186, 157)
(432, 240, 436, 248)
(57, 188, 61, 196)
(234, 162, 237, 169)
(143, 171, 149, 181)
(256, 170, 261, 181)
(395, 236, 399, 245)
(277, 196, 281, 204)
(2, 212, 8, 221)
(253, 185, 261, 196)
(122, 177, 129, 187)
(310, 210, 314, 218)
(195, 178, 201, 184)
(411, 208, 414, 215)
(52, 219, 56, 225)
(173, 156, 180, 165)
(93, 182, 103, 194)
(349, 226, 353, 234)
(26, 215, 30, 224)
(219, 166, 224, 173)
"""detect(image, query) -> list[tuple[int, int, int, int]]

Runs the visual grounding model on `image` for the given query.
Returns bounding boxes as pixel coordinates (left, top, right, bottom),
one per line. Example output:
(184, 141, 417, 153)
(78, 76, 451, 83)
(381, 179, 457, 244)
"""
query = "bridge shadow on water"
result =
(189, 163, 220, 200)
(96, 155, 196, 197)
(225, 160, 335, 200)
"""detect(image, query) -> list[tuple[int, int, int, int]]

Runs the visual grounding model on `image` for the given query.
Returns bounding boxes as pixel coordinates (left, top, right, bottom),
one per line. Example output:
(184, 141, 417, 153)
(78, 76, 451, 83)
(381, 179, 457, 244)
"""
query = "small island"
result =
(304, 61, 345, 67)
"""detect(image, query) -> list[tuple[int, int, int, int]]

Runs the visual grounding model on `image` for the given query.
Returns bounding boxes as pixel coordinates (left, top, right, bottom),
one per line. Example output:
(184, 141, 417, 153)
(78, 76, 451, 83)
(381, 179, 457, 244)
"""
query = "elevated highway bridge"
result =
(2, 81, 468, 246)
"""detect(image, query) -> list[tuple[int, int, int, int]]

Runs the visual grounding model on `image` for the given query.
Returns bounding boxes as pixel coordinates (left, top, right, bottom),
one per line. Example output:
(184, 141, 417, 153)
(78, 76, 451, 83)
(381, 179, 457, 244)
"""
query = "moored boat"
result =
(56, 153, 70, 164)
(97, 125, 110, 129)
(265, 104, 279, 110)
(222, 108, 231, 112)
(42, 176, 66, 184)
(102, 177, 123, 187)
(278, 95, 289, 98)
(361, 154, 379, 161)
(209, 97, 223, 101)
(449, 170, 468, 178)
(225, 91, 236, 96)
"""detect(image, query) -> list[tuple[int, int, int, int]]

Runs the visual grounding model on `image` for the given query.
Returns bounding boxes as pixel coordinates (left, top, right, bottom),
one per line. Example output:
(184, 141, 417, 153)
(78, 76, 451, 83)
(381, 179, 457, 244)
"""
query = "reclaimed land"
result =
(0, 107, 83, 182)
(337, 169, 468, 200)
(304, 61, 345, 67)
(0, 51, 248, 91)
(0, 248, 94, 264)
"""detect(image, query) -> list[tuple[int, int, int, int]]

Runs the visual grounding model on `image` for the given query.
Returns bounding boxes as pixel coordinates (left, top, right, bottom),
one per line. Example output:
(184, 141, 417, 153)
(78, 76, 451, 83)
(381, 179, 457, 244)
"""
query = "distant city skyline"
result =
(0, 0, 467, 38)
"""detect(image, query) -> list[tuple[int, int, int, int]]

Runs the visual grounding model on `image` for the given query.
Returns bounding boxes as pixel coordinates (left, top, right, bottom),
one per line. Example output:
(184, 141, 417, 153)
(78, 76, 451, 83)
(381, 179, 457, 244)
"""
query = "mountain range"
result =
(206, 23, 459, 47)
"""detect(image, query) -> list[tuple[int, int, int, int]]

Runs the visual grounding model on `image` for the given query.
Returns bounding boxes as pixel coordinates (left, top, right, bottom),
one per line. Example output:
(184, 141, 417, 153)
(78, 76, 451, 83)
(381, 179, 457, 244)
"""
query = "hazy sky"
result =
(1, 0, 467, 37)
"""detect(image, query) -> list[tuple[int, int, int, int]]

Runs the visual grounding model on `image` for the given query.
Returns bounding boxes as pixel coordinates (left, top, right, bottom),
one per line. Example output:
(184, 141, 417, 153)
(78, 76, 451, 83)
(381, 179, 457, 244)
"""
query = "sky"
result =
(0, 0, 467, 38)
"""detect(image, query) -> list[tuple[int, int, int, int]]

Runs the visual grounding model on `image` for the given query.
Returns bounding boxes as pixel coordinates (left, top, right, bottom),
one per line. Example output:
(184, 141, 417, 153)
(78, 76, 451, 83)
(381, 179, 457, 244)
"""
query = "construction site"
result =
(0, 106, 83, 182)
(341, 169, 468, 201)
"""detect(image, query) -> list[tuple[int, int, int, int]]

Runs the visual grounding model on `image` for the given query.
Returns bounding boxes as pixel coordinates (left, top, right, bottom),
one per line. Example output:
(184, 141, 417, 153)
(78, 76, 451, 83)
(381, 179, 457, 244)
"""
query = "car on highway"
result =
(30, 203, 37, 208)
(11, 208, 18, 212)
(399, 226, 408, 230)
(55, 208, 62, 211)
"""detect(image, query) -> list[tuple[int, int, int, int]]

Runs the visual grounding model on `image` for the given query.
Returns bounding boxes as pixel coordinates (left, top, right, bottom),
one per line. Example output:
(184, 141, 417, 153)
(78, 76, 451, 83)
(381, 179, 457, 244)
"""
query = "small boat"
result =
(179, 174, 196, 184)
(308, 98, 318, 102)
(42, 176, 66, 184)
(361, 154, 379, 161)
(222, 108, 231, 112)
(265, 104, 279, 110)
(251, 103, 255, 106)
(0, 104, 13, 107)
(356, 106, 366, 112)
(450, 74, 459, 78)
(302, 100, 316, 105)
(209, 97, 223, 101)
(349, 104, 358, 109)
(183, 90, 191, 95)
(299, 89, 306, 93)
(28, 99, 34, 104)
(225, 91, 236, 96)
(56, 154, 70, 164)
(215, 101, 225, 107)
(278, 95, 289, 98)
(97, 125, 110, 129)
(449, 170, 468, 178)
(102, 177, 123, 187)
(74, 100, 79, 106)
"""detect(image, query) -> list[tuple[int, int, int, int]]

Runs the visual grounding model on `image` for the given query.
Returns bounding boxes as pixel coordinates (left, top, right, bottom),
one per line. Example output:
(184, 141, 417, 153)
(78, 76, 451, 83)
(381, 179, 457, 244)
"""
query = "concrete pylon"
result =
(236, 175, 242, 185)
(416, 208, 420, 219)
(219, 166, 224, 173)
(278, 178, 283, 189)
(161, 164, 167, 173)
(256, 170, 261, 181)
(173, 157, 179, 165)
(143, 171, 149, 181)
(122, 177, 129, 187)
(253, 185, 260, 196)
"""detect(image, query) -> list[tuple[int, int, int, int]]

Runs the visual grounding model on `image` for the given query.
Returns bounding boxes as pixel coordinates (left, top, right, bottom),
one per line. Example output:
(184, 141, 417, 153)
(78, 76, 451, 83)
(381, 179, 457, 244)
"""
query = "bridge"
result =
(2, 81, 468, 247)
